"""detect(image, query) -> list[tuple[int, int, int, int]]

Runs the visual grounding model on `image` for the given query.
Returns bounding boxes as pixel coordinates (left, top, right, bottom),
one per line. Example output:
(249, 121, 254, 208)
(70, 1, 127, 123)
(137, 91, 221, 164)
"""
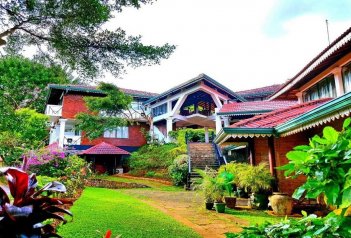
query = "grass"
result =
(58, 187, 200, 238)
(225, 209, 287, 225)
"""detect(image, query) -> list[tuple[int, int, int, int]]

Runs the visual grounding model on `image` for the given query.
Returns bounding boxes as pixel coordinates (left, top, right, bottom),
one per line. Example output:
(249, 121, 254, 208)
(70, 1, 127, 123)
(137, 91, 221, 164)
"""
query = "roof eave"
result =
(276, 93, 351, 134)
(217, 110, 272, 116)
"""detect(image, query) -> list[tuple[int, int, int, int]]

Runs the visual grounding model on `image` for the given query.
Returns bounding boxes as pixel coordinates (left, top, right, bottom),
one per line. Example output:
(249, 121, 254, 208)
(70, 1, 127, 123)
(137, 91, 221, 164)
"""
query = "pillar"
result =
(268, 136, 277, 177)
(224, 116, 230, 127)
(333, 67, 344, 97)
(204, 127, 209, 143)
(166, 117, 173, 142)
(58, 119, 67, 148)
(215, 108, 222, 134)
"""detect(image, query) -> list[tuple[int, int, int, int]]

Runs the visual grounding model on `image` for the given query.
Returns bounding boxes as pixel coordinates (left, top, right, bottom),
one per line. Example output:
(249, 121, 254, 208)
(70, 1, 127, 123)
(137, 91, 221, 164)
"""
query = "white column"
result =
(215, 108, 222, 135)
(224, 116, 230, 127)
(166, 117, 173, 142)
(58, 119, 67, 148)
(149, 119, 154, 142)
(333, 67, 344, 97)
(204, 127, 209, 143)
(296, 92, 303, 104)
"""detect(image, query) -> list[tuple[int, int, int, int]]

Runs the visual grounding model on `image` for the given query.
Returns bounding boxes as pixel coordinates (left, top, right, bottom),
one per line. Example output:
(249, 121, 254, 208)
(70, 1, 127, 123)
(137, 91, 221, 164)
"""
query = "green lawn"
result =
(226, 209, 287, 225)
(58, 187, 200, 238)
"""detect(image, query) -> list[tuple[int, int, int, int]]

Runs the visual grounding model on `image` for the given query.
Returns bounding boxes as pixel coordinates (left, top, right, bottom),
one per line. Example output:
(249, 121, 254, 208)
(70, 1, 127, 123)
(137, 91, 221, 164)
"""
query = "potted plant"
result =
(212, 172, 227, 213)
(197, 168, 226, 212)
(219, 171, 237, 209)
(196, 168, 217, 210)
(237, 163, 274, 209)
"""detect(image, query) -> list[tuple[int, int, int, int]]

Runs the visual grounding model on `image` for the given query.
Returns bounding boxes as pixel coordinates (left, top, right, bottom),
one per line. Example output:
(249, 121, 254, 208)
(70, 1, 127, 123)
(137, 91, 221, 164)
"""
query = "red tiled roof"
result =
(230, 98, 331, 128)
(219, 100, 297, 114)
(235, 84, 282, 99)
(81, 142, 130, 155)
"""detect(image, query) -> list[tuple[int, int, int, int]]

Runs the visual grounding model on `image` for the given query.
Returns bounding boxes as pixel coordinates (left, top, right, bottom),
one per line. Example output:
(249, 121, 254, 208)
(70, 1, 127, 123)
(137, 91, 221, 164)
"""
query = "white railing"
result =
(45, 105, 62, 117)
(64, 136, 81, 145)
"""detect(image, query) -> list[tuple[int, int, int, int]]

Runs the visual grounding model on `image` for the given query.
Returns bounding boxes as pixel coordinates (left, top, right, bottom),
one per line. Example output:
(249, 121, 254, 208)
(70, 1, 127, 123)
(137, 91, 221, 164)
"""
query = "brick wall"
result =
(273, 133, 309, 195)
(62, 93, 148, 147)
(253, 137, 269, 164)
(62, 94, 89, 119)
(81, 124, 148, 147)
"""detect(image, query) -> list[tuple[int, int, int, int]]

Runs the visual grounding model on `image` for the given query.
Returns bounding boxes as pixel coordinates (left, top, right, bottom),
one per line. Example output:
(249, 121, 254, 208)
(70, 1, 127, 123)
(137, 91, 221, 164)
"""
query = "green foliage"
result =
(0, 1, 175, 79)
(0, 56, 69, 111)
(58, 187, 200, 238)
(227, 213, 351, 238)
(30, 154, 91, 198)
(59, 155, 91, 198)
(168, 154, 189, 186)
(128, 143, 179, 178)
(196, 168, 225, 202)
(279, 118, 351, 210)
(236, 163, 274, 193)
(169, 128, 215, 146)
(219, 162, 273, 194)
(75, 82, 131, 140)
(0, 108, 49, 165)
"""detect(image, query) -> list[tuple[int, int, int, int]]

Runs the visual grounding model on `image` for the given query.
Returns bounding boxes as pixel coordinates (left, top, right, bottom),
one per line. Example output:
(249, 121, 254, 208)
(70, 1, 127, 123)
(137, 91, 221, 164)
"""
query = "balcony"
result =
(45, 105, 62, 117)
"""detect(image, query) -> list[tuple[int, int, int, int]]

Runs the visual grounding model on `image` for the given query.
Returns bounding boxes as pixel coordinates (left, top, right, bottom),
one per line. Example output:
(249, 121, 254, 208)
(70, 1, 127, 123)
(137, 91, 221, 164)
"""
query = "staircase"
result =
(186, 142, 220, 189)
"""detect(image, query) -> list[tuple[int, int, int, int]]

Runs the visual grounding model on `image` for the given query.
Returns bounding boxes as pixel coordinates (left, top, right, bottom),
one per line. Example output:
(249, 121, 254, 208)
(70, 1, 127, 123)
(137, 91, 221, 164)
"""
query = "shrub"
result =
(128, 143, 179, 178)
(227, 212, 351, 238)
(27, 149, 91, 198)
(168, 154, 189, 186)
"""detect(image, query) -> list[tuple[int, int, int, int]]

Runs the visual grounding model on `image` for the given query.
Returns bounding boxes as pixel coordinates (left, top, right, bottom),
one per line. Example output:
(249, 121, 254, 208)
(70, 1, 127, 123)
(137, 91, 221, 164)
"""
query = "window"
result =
(303, 75, 336, 102)
(103, 127, 129, 138)
(152, 103, 167, 117)
(342, 62, 351, 93)
(131, 102, 143, 110)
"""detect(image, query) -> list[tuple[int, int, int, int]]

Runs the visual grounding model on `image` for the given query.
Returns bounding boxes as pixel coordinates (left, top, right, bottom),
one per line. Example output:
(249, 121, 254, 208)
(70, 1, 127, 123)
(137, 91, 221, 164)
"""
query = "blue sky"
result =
(104, 0, 351, 93)
(265, 0, 351, 36)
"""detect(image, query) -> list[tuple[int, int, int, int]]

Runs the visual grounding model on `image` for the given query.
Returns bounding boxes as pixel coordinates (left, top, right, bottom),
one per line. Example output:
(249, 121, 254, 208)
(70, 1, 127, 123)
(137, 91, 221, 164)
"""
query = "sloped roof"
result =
(230, 98, 331, 129)
(48, 84, 158, 98)
(270, 26, 351, 100)
(144, 73, 246, 105)
(235, 84, 282, 100)
(218, 100, 297, 116)
(80, 142, 130, 155)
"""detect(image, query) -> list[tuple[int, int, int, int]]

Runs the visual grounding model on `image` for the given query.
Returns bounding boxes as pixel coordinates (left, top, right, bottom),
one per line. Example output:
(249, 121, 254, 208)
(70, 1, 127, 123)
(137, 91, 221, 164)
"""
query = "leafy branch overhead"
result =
(0, 0, 175, 78)
(75, 82, 131, 140)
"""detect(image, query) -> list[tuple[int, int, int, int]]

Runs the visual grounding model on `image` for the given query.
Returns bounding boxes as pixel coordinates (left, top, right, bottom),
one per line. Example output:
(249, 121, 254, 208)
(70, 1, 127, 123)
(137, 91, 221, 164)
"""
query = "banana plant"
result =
(0, 167, 72, 237)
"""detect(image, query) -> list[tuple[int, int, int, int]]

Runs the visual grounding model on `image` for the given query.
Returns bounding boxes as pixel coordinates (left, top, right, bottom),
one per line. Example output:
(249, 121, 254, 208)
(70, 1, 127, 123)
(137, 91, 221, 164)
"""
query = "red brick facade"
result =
(81, 124, 147, 147)
(251, 117, 345, 195)
(62, 93, 148, 147)
(62, 94, 90, 119)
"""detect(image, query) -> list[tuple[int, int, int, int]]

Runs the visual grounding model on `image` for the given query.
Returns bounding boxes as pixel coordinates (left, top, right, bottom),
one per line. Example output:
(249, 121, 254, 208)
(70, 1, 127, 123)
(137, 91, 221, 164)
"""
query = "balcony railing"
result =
(45, 105, 62, 117)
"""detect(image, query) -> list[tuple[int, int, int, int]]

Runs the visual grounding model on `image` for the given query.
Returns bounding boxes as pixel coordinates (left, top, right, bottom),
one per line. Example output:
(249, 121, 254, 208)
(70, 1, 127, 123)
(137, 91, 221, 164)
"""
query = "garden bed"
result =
(86, 178, 149, 189)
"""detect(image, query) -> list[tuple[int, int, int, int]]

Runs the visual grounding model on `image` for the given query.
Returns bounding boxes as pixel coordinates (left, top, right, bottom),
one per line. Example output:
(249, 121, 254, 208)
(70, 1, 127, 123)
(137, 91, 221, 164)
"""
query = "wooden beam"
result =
(268, 136, 277, 177)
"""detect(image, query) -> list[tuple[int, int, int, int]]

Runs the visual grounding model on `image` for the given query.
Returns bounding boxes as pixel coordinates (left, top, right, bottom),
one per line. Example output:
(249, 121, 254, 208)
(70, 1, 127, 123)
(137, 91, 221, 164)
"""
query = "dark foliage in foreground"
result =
(0, 168, 72, 237)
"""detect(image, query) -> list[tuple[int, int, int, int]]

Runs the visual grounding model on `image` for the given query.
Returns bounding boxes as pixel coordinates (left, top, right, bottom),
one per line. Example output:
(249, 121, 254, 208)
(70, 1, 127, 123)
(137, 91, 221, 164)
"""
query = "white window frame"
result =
(103, 127, 129, 139)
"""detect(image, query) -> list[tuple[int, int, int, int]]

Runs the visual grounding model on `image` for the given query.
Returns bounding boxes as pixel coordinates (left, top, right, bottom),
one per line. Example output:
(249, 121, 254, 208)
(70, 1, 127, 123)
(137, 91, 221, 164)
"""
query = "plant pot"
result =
(269, 192, 293, 215)
(205, 202, 214, 210)
(224, 197, 237, 209)
(214, 202, 226, 213)
(250, 193, 269, 210)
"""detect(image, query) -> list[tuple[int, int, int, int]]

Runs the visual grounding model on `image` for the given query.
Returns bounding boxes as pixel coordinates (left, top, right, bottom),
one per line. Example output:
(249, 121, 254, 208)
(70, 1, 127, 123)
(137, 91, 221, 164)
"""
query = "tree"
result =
(75, 82, 132, 140)
(0, 55, 69, 112)
(0, 0, 175, 79)
(0, 108, 48, 165)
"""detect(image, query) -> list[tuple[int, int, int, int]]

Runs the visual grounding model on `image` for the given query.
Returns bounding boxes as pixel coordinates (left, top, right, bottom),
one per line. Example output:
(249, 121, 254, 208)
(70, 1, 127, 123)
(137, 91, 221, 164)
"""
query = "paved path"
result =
(122, 189, 248, 238)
